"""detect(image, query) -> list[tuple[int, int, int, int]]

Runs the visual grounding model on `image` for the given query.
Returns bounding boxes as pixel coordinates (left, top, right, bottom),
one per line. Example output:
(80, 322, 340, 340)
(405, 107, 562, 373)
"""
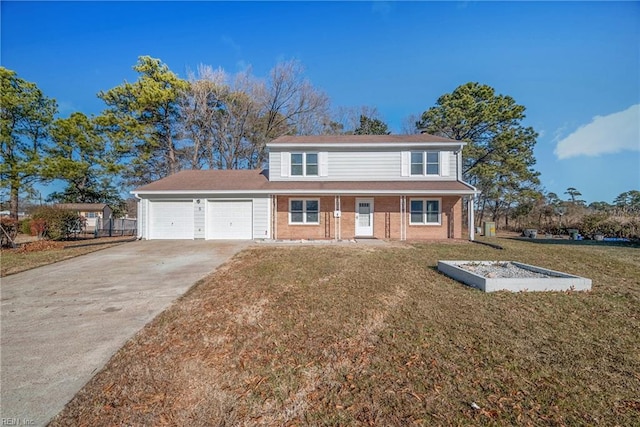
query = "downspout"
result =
(456, 145, 475, 241)
(468, 196, 475, 241)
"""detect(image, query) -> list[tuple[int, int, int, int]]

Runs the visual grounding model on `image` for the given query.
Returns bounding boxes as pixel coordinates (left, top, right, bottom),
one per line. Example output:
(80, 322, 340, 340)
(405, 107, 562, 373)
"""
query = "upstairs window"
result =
(426, 151, 439, 175)
(410, 151, 439, 176)
(411, 152, 423, 175)
(291, 152, 318, 176)
(291, 153, 304, 176)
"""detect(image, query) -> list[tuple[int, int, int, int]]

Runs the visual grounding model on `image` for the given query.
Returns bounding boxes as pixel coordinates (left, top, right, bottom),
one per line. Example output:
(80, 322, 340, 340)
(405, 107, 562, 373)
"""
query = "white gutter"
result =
(131, 188, 477, 196)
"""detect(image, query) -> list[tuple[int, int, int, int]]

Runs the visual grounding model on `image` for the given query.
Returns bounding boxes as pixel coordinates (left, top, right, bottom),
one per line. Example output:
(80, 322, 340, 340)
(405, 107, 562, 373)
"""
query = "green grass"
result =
(50, 239, 640, 426)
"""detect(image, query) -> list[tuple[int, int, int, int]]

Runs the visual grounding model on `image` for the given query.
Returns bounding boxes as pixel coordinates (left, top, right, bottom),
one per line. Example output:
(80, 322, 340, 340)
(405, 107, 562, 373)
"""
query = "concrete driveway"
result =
(1, 239, 250, 426)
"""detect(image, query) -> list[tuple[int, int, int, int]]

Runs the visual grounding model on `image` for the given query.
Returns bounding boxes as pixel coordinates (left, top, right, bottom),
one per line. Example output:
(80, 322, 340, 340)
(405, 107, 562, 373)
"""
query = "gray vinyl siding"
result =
(252, 196, 271, 239)
(329, 150, 401, 179)
(194, 200, 205, 239)
(269, 148, 458, 181)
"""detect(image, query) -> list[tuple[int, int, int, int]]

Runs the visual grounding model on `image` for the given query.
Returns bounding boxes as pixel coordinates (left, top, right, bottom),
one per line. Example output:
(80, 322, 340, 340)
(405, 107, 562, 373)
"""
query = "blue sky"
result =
(2, 1, 639, 204)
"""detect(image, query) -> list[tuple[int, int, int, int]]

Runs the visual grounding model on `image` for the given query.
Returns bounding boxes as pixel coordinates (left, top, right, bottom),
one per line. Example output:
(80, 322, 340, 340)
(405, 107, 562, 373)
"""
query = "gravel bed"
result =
(459, 262, 552, 279)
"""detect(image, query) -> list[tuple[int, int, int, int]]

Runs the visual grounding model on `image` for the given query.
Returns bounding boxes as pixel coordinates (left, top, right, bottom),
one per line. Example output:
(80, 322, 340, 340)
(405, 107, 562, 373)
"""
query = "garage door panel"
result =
(208, 201, 252, 239)
(150, 201, 194, 240)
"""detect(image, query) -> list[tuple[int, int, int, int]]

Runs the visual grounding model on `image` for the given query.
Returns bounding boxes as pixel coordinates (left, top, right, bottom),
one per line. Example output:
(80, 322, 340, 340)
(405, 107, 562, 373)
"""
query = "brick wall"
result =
(275, 196, 336, 239)
(273, 195, 463, 240)
(405, 196, 462, 239)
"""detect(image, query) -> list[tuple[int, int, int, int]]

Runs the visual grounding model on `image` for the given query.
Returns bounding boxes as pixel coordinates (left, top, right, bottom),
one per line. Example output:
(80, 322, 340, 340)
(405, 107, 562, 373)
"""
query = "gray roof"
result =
(132, 170, 476, 194)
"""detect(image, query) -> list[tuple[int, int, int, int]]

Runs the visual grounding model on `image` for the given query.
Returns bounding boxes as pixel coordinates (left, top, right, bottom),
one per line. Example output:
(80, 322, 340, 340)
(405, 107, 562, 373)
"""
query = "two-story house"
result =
(131, 134, 478, 241)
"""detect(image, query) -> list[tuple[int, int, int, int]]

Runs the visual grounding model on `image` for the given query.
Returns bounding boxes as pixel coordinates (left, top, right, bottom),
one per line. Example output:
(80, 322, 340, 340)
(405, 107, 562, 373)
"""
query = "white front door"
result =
(355, 198, 374, 237)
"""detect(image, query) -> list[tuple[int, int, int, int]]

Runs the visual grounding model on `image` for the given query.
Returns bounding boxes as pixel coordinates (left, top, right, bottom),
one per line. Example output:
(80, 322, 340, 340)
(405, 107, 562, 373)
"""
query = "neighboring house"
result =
(55, 203, 112, 229)
(131, 134, 478, 241)
(0, 210, 28, 218)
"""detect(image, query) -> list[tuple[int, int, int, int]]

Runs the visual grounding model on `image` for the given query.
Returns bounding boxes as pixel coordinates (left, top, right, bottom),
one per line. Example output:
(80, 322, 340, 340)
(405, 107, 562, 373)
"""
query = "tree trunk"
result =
(10, 183, 19, 221)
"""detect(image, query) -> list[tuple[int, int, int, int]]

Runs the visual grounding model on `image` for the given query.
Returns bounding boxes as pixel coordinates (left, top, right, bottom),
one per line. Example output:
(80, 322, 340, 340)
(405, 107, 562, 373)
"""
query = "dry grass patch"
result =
(0, 237, 135, 276)
(50, 239, 640, 426)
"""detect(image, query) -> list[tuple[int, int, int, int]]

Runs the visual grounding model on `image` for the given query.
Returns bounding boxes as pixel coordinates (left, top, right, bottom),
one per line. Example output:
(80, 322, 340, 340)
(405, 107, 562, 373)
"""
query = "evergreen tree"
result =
(0, 67, 57, 219)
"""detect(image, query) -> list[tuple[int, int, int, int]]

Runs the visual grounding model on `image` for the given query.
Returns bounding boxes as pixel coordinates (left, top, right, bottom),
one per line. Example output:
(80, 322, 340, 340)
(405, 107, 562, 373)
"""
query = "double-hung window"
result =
(291, 152, 318, 176)
(410, 151, 439, 176)
(290, 199, 320, 224)
(409, 199, 441, 225)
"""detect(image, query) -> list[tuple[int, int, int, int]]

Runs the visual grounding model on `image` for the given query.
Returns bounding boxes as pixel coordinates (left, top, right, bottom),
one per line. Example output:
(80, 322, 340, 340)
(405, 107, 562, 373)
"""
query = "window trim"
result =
(410, 150, 440, 176)
(289, 198, 320, 225)
(409, 198, 441, 225)
(290, 152, 319, 177)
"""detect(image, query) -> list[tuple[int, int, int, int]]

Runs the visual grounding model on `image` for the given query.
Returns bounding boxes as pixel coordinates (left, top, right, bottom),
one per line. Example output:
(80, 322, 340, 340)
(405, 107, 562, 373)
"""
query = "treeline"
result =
(496, 188, 640, 239)
(2, 57, 393, 219)
(3, 55, 636, 233)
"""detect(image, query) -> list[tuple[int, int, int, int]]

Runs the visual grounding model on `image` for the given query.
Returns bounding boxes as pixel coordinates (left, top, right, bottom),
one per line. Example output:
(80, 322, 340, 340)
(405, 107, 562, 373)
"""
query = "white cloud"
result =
(554, 104, 640, 159)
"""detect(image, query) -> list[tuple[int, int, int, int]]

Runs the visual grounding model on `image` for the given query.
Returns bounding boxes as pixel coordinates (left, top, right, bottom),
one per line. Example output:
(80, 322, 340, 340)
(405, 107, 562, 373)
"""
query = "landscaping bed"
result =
(438, 260, 592, 292)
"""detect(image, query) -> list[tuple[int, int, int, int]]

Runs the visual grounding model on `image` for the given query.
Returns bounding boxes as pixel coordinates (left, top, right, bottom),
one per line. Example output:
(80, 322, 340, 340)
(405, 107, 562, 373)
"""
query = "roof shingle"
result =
(132, 170, 475, 194)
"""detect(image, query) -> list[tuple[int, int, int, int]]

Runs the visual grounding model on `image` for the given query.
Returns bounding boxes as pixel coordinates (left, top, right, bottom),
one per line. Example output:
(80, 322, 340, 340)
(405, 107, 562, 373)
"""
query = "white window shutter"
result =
(281, 152, 290, 177)
(440, 151, 450, 177)
(401, 151, 410, 177)
(319, 152, 328, 177)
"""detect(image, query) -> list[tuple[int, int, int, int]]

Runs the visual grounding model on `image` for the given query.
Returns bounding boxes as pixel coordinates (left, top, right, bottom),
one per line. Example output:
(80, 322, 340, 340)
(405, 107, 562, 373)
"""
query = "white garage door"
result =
(149, 201, 194, 240)
(207, 200, 253, 239)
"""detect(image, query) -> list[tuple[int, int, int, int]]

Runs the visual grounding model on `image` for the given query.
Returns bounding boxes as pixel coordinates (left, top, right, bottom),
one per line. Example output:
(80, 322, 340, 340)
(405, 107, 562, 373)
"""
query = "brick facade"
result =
(273, 195, 463, 240)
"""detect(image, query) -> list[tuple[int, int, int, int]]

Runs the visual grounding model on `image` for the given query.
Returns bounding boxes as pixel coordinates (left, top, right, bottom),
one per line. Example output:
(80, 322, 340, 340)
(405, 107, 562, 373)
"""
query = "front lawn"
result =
(50, 239, 640, 426)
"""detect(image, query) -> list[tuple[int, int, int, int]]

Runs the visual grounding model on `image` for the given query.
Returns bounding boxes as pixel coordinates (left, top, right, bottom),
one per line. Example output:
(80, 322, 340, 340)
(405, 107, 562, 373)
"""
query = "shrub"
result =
(30, 218, 47, 239)
(578, 214, 640, 239)
(1, 217, 18, 247)
(20, 218, 32, 235)
(580, 213, 609, 237)
(31, 207, 83, 240)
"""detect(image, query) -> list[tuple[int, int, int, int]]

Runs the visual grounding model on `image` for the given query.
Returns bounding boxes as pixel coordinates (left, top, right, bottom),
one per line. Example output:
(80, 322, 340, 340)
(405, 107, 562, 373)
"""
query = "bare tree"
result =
(180, 65, 225, 169)
(181, 60, 331, 170)
(248, 60, 331, 166)
(401, 113, 421, 135)
(330, 106, 385, 134)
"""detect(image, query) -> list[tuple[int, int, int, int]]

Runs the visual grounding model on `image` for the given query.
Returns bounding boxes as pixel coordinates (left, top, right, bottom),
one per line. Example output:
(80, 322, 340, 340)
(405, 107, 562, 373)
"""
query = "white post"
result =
(273, 195, 278, 240)
(337, 195, 341, 240)
(468, 196, 475, 241)
(400, 196, 406, 241)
